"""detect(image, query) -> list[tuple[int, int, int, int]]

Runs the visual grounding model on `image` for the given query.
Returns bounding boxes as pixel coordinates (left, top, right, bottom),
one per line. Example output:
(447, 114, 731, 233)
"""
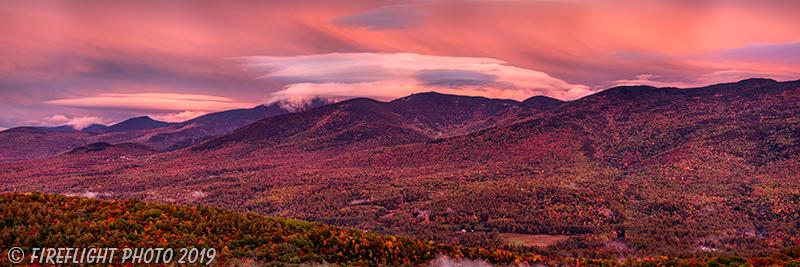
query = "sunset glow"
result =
(1, 0, 798, 128)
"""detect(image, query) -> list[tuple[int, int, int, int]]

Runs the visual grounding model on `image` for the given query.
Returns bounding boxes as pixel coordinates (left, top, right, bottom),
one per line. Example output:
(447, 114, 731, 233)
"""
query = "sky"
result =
(1, 0, 799, 129)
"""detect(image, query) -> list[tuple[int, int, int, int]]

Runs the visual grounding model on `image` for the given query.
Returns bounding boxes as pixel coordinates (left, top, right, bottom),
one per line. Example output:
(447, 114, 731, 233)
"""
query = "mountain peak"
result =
(734, 78, 778, 85)
(402, 91, 447, 98)
(106, 116, 173, 133)
(592, 85, 672, 100)
(522, 95, 563, 108)
(389, 91, 519, 105)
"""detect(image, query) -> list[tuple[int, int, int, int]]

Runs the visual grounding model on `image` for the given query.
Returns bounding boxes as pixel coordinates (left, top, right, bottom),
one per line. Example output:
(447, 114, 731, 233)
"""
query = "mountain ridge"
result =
(193, 92, 553, 150)
(0, 100, 332, 160)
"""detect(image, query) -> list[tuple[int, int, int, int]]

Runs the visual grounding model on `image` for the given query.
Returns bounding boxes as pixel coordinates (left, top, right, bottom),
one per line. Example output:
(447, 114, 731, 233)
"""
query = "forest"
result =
(1, 193, 799, 266)
(1, 80, 799, 265)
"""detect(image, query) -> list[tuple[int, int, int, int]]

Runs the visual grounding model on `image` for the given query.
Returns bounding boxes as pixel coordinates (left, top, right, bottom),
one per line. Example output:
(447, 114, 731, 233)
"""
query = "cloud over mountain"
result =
(239, 52, 593, 103)
(43, 114, 106, 130)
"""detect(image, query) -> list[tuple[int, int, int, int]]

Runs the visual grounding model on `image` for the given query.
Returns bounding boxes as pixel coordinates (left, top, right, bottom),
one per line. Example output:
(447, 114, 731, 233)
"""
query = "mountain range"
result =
(0, 78, 798, 257)
(0, 99, 331, 161)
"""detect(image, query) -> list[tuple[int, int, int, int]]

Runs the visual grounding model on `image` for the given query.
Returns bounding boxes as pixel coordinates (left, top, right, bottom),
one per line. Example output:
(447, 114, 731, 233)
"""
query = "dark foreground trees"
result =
(2, 193, 799, 266)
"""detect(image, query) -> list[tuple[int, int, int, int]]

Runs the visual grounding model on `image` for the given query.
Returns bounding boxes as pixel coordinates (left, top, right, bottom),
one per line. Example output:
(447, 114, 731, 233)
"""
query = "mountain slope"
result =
(66, 142, 155, 156)
(387, 92, 525, 137)
(4, 193, 792, 266)
(138, 102, 328, 151)
(0, 101, 327, 160)
(82, 124, 110, 133)
(196, 98, 430, 150)
(196, 92, 537, 150)
(1, 79, 799, 257)
(0, 127, 90, 161)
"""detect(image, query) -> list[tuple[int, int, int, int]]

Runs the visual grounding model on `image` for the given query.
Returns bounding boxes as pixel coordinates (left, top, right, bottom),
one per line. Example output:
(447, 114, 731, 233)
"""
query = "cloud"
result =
(608, 41, 800, 89)
(333, 5, 423, 30)
(239, 52, 592, 103)
(3, 1, 800, 129)
(708, 42, 800, 65)
(149, 110, 208, 122)
(46, 93, 254, 112)
(608, 74, 693, 88)
(44, 114, 106, 130)
(415, 69, 504, 88)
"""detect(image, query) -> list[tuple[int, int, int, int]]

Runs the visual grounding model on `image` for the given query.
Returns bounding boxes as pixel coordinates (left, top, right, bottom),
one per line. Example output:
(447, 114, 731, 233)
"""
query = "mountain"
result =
(82, 123, 110, 133)
(0, 100, 330, 160)
(186, 98, 333, 127)
(387, 92, 525, 137)
(105, 116, 175, 132)
(195, 93, 535, 150)
(521, 95, 563, 108)
(137, 102, 325, 151)
(196, 98, 430, 151)
(3, 125, 78, 133)
(0, 126, 89, 161)
(1, 79, 799, 257)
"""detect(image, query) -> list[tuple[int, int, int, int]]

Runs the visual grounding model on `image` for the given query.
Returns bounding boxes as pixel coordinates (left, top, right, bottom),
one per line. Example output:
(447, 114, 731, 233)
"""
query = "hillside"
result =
(0, 193, 541, 266)
(0, 79, 799, 258)
(195, 92, 545, 150)
(0, 127, 90, 161)
(3, 193, 796, 266)
(139, 100, 333, 151)
(66, 142, 155, 155)
(386, 92, 532, 137)
(0, 101, 326, 160)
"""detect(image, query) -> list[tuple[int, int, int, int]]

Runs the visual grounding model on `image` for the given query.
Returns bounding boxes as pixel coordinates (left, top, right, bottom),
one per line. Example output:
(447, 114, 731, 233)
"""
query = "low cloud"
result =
(239, 52, 592, 103)
(428, 255, 495, 267)
(44, 114, 106, 130)
(46, 93, 254, 112)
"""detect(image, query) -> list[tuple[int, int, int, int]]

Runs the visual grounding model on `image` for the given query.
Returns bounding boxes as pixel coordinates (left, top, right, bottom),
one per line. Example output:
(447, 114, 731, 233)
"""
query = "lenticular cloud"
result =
(46, 93, 254, 112)
(238, 53, 593, 103)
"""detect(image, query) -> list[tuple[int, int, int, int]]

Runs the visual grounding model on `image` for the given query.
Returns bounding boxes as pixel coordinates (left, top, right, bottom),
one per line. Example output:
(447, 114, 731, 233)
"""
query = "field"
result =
(498, 233, 571, 248)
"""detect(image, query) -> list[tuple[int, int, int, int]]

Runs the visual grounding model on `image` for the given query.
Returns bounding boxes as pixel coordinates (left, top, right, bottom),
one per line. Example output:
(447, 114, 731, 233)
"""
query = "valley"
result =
(1, 79, 798, 260)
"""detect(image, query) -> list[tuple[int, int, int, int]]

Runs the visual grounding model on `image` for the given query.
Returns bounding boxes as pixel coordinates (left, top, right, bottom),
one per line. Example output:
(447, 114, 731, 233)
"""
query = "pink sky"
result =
(1, 0, 799, 128)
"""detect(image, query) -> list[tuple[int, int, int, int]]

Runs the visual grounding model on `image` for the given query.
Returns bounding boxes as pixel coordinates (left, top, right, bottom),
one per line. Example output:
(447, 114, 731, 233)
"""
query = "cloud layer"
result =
(43, 114, 106, 130)
(241, 53, 593, 103)
(333, 5, 423, 31)
(46, 93, 254, 112)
